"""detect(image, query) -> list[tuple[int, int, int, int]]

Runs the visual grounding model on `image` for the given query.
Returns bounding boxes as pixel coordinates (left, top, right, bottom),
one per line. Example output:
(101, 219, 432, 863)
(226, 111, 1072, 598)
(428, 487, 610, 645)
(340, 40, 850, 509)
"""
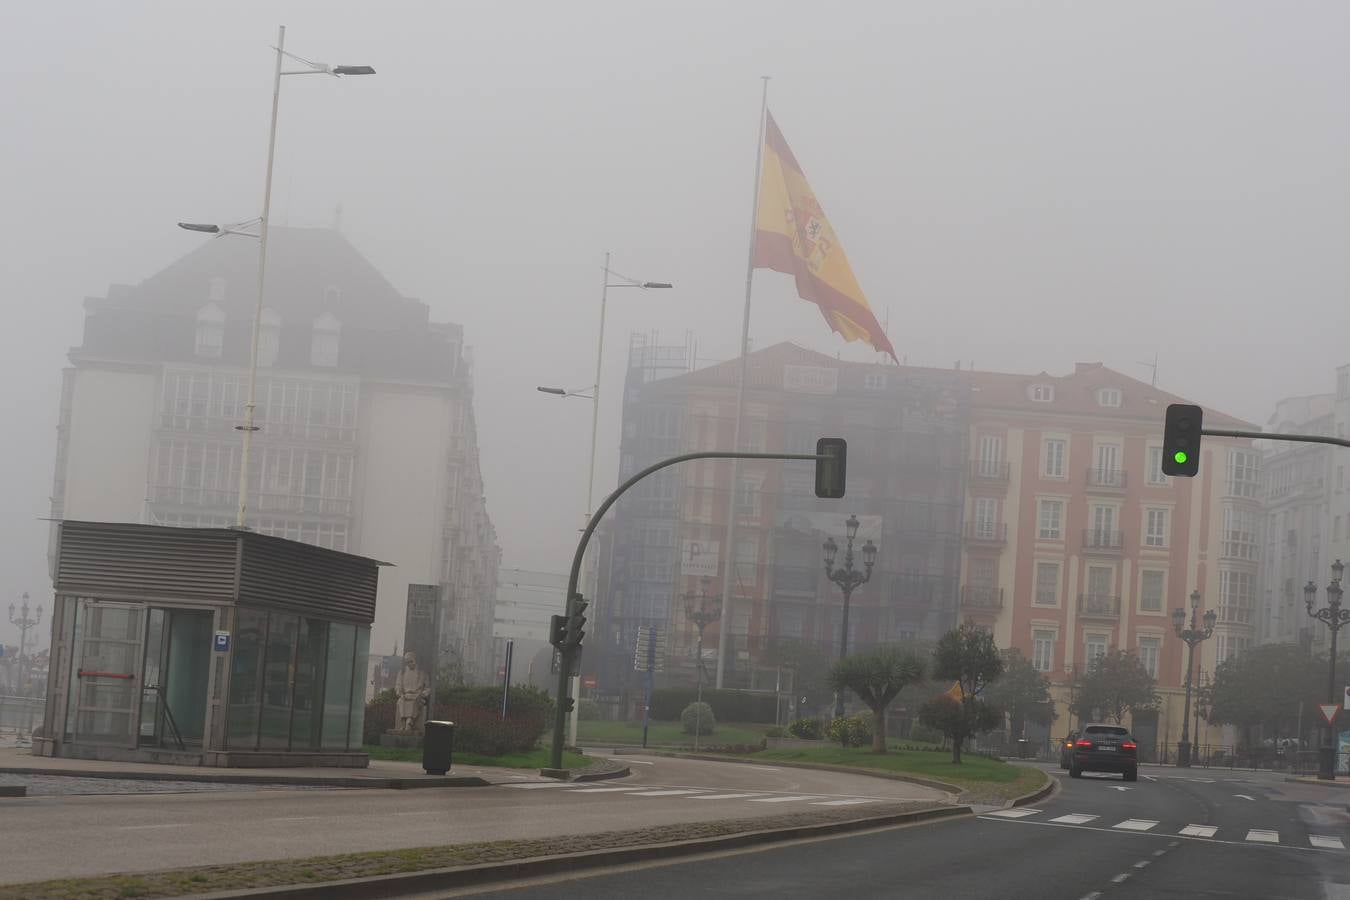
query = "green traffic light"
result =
(1174, 451, 1189, 464)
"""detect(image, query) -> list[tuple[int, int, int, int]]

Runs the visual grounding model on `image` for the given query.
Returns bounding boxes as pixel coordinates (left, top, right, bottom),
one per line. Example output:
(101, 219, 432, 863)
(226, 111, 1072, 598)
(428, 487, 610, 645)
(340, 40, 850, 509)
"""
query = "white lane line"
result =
(610, 759, 655, 765)
(118, 823, 183, 830)
(689, 793, 766, 801)
(743, 765, 783, 772)
(1152, 849, 1168, 857)
(569, 787, 641, 794)
(1179, 825, 1218, 838)
(1310, 835, 1346, 850)
(811, 799, 877, 807)
(505, 782, 577, 789)
(627, 789, 706, 797)
(746, 795, 822, 803)
(1234, 794, 1257, 801)
(1246, 829, 1280, 844)
(983, 808, 1041, 818)
(1189, 778, 1215, 783)
(1133, 860, 1151, 869)
(1080, 893, 1102, 900)
(266, 816, 325, 822)
(1049, 814, 1098, 825)
(1142, 774, 1158, 782)
(1114, 819, 1159, 831)
(1111, 873, 1131, 883)
(392, 811, 439, 817)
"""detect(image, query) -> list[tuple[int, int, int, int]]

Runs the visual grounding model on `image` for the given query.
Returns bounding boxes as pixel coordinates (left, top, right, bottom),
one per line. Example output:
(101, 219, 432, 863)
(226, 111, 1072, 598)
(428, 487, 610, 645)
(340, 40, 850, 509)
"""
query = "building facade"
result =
(47, 228, 499, 687)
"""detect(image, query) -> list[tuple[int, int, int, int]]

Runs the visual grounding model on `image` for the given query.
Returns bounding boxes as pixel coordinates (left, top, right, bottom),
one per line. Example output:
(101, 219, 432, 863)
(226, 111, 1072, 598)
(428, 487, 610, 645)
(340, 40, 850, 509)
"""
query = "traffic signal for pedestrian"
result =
(1162, 404, 1203, 477)
(565, 595, 589, 647)
(548, 614, 567, 648)
(815, 437, 847, 498)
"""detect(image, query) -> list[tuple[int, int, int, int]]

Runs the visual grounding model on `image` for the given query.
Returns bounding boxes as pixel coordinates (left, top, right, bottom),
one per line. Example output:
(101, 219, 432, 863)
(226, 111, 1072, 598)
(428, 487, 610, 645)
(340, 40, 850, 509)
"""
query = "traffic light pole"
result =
(546, 449, 832, 774)
(1200, 428, 1350, 450)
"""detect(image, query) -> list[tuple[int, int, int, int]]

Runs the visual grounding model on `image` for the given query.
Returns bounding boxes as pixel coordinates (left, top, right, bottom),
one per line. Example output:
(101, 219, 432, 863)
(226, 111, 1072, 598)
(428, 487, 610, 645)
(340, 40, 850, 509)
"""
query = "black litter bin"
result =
(423, 720, 455, 775)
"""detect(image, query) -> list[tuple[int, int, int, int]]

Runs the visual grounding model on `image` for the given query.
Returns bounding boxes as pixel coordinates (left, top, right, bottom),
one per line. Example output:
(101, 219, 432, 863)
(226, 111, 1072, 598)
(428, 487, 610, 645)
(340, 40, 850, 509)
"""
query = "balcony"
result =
(1078, 593, 1121, 619)
(1082, 529, 1124, 553)
(966, 521, 1008, 545)
(971, 460, 1011, 484)
(1086, 467, 1128, 491)
(961, 585, 1004, 611)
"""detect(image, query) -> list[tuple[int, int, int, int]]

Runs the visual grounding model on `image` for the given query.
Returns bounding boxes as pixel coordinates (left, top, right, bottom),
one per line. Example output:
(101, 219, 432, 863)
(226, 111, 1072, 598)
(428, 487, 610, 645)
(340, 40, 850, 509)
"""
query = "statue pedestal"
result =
(380, 731, 422, 749)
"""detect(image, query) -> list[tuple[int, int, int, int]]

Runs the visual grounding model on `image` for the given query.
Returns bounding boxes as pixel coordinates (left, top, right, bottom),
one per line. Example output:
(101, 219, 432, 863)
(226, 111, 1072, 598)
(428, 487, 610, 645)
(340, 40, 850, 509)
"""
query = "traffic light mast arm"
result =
(1202, 427, 1350, 450)
(547, 448, 828, 773)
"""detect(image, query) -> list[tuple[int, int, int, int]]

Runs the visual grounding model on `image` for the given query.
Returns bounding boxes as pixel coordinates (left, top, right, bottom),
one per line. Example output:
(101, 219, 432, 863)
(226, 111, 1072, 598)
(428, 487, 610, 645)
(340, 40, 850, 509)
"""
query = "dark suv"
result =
(1069, 723, 1138, 781)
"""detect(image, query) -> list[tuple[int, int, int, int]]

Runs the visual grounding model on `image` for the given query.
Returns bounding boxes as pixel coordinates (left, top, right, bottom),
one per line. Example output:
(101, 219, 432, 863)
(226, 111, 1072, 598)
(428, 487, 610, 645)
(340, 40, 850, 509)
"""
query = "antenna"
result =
(1138, 352, 1159, 387)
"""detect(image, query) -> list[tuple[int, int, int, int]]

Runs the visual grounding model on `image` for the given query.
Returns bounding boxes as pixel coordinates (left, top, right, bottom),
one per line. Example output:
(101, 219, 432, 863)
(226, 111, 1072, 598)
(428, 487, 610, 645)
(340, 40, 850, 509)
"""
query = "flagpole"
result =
(715, 76, 770, 690)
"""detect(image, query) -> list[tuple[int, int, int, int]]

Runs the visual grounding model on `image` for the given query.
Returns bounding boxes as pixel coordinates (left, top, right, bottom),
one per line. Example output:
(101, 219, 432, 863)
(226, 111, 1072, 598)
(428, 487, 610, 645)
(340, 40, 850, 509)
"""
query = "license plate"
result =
(1099, 745, 1116, 751)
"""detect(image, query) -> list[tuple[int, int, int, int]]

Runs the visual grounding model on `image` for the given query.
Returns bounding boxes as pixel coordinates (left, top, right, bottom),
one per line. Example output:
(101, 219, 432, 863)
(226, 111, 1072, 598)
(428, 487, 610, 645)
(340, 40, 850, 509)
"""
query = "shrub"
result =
(907, 721, 946, 745)
(363, 684, 554, 754)
(764, 726, 786, 738)
(827, 714, 873, 748)
(681, 702, 716, 736)
(788, 718, 824, 740)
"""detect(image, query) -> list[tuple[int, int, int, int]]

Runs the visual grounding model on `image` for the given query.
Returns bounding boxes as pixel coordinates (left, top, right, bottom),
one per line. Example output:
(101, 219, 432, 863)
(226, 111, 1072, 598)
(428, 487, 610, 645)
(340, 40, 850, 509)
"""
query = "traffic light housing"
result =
(565, 595, 589, 647)
(548, 614, 567, 648)
(561, 696, 575, 714)
(815, 437, 847, 498)
(1162, 404, 1203, 477)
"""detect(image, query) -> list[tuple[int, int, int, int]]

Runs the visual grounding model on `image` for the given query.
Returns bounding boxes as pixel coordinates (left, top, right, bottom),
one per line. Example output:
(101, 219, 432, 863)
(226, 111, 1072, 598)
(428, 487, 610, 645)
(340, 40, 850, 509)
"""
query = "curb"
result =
(183, 804, 971, 899)
(572, 764, 631, 783)
(610, 749, 962, 796)
(0, 766, 490, 790)
(1285, 776, 1350, 789)
(1005, 772, 1058, 809)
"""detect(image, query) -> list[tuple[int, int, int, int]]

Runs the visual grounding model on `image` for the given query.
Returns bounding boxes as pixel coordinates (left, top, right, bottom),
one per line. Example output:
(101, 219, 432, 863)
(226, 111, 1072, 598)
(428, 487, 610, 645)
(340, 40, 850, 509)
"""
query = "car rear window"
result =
(1085, 726, 1128, 736)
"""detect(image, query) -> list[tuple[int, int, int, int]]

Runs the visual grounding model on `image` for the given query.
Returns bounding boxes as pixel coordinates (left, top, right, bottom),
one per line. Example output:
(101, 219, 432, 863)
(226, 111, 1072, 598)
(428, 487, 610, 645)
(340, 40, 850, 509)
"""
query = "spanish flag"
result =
(753, 111, 896, 361)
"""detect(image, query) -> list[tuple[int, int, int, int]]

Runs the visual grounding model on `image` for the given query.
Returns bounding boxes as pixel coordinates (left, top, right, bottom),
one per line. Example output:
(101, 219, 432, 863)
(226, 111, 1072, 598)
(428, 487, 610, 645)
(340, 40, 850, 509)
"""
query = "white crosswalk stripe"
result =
(747, 795, 824, 803)
(811, 799, 878, 807)
(1049, 814, 1098, 825)
(978, 807, 1349, 850)
(983, 808, 1040, 818)
(1113, 819, 1158, 831)
(1246, 829, 1280, 844)
(1179, 825, 1218, 838)
(1310, 835, 1346, 850)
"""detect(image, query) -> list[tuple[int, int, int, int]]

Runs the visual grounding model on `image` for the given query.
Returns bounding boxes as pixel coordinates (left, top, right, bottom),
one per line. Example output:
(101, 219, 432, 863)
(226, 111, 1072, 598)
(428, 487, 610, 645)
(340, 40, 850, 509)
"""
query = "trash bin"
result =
(423, 720, 455, 775)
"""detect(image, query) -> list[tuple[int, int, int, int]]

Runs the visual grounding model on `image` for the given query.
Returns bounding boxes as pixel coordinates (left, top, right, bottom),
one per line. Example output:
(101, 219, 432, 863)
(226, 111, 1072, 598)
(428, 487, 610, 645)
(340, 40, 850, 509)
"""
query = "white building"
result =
(47, 227, 499, 686)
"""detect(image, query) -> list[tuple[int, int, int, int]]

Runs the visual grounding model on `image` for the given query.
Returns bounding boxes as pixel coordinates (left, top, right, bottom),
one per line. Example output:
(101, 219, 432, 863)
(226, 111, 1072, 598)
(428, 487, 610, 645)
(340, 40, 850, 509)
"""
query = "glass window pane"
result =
(227, 609, 267, 749)
(322, 623, 356, 750)
(291, 618, 328, 751)
(259, 613, 298, 749)
(348, 627, 370, 751)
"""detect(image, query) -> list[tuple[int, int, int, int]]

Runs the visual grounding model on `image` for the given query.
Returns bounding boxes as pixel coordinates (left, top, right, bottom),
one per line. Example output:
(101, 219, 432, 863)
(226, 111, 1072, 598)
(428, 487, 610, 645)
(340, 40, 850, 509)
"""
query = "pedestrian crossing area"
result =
(503, 780, 886, 808)
(981, 807, 1347, 851)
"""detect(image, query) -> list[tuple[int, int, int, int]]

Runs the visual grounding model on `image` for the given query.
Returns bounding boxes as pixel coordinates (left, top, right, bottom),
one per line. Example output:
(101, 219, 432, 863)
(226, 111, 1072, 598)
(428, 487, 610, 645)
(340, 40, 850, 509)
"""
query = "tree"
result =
(828, 645, 926, 752)
(1206, 642, 1326, 747)
(1071, 650, 1158, 725)
(983, 648, 1056, 738)
(927, 623, 1005, 763)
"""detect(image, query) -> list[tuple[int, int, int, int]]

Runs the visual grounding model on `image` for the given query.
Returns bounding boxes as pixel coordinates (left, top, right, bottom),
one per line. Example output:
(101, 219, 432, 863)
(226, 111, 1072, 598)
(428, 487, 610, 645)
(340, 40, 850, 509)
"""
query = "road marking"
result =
(1113, 819, 1159, 831)
(811, 799, 877, 807)
(1111, 873, 1131, 883)
(1142, 774, 1158, 782)
(1080, 894, 1102, 900)
(1153, 849, 1168, 857)
(1049, 814, 1099, 825)
(610, 759, 655, 765)
(1246, 829, 1280, 844)
(628, 789, 706, 797)
(1109, 786, 1132, 792)
(689, 793, 766, 801)
(505, 782, 577, 789)
(568, 787, 640, 794)
(1179, 825, 1217, 838)
(265, 816, 325, 822)
(1311, 835, 1346, 850)
(743, 765, 782, 772)
(980, 816, 1342, 854)
(1234, 794, 1257, 801)
(1133, 860, 1151, 869)
(1189, 778, 1215, 783)
(391, 811, 440, 817)
(747, 795, 822, 803)
(983, 808, 1041, 818)
(118, 823, 183, 830)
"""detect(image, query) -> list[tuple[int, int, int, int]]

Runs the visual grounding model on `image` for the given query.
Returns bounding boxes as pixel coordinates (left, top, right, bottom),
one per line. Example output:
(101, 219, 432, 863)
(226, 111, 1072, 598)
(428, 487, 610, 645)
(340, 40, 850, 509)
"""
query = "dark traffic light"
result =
(565, 595, 589, 647)
(1162, 404, 1203, 477)
(548, 614, 567, 648)
(815, 438, 847, 498)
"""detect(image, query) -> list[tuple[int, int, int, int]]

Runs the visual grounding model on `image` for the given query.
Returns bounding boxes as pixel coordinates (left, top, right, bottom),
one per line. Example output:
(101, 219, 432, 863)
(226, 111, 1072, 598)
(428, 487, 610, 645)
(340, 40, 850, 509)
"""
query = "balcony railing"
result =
(966, 521, 1008, 544)
(971, 460, 1011, 483)
(962, 586, 1004, 610)
(1078, 593, 1122, 618)
(1082, 529, 1125, 552)
(1086, 467, 1128, 490)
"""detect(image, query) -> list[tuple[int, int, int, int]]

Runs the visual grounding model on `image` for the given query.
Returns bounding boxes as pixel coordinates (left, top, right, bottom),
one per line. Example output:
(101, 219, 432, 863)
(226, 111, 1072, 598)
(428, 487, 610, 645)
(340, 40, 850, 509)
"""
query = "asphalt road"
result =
(446, 764, 1350, 900)
(0, 753, 945, 885)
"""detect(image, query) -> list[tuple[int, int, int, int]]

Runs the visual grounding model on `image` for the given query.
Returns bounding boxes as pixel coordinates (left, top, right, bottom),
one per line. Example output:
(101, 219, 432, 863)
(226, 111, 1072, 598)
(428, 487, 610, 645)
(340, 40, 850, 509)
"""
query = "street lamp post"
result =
(682, 577, 722, 752)
(8, 593, 42, 695)
(538, 254, 671, 746)
(823, 514, 877, 718)
(1305, 559, 1350, 780)
(1171, 589, 1216, 768)
(178, 25, 374, 528)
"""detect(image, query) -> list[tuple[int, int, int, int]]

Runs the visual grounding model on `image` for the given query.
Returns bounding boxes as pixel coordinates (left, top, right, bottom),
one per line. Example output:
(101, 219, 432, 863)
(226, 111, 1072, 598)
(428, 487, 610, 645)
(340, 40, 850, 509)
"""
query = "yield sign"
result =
(1319, 703, 1340, 725)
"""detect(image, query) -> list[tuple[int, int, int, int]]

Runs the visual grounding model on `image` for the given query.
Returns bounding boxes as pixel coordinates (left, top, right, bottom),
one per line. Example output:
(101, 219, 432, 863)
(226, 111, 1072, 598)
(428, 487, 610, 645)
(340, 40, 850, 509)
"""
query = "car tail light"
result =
(1076, 739, 1093, 748)
(1122, 741, 1137, 750)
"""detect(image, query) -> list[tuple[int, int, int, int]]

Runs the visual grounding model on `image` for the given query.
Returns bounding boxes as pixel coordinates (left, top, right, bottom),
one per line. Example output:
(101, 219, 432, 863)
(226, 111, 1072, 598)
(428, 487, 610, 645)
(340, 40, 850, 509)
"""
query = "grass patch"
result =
(577, 719, 768, 747)
(362, 745, 589, 769)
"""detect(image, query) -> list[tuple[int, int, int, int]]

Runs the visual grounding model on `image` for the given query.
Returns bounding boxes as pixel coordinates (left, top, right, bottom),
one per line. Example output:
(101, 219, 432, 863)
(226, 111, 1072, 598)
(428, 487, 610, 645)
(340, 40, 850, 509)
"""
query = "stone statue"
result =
(394, 650, 430, 735)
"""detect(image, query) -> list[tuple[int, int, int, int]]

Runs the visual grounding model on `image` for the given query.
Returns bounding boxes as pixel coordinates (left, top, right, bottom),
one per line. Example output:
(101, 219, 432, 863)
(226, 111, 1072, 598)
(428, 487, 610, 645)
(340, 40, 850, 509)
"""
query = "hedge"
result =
(651, 688, 777, 723)
(363, 685, 554, 755)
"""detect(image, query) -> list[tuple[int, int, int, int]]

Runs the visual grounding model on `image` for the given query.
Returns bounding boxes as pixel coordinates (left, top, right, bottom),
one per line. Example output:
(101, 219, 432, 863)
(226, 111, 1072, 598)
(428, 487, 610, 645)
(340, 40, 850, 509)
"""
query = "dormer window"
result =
(1029, 384, 1055, 402)
(1097, 388, 1123, 408)
(258, 308, 281, 368)
(311, 312, 341, 367)
(195, 303, 225, 358)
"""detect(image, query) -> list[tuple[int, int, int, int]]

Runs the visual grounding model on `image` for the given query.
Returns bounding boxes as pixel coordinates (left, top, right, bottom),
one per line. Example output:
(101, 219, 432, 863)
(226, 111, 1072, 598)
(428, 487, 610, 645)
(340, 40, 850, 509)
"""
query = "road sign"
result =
(212, 632, 231, 652)
(583, 676, 598, 689)
(1319, 703, 1340, 725)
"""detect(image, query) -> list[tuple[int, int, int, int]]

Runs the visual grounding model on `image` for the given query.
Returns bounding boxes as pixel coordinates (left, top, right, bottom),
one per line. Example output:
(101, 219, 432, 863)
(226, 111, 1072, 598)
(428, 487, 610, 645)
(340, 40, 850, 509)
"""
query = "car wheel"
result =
(1123, 768, 1138, 782)
(1069, 764, 1082, 778)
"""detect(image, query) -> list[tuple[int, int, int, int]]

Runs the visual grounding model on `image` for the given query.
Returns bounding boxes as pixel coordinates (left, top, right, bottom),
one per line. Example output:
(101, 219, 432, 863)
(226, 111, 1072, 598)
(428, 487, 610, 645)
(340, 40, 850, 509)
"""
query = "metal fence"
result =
(0, 695, 44, 736)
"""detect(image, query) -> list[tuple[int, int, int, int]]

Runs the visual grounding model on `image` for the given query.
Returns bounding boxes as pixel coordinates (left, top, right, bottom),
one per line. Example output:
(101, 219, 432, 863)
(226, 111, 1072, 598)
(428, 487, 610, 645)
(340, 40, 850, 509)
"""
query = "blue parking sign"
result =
(213, 632, 231, 652)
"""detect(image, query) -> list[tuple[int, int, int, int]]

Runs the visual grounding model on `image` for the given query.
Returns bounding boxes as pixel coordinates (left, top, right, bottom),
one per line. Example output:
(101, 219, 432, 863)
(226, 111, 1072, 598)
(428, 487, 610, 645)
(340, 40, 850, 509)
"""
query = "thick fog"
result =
(4, 1, 1350, 648)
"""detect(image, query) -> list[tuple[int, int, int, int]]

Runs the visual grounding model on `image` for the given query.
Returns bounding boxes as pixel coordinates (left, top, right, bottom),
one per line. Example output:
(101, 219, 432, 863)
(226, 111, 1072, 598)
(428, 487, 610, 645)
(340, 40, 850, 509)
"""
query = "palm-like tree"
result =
(829, 646, 927, 753)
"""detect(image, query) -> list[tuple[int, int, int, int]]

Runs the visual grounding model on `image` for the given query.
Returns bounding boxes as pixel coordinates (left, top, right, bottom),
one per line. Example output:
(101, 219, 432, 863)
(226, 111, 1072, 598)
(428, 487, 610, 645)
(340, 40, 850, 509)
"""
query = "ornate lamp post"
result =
(1305, 559, 1350, 781)
(682, 577, 722, 751)
(8, 592, 42, 696)
(823, 514, 877, 718)
(1171, 589, 1216, 767)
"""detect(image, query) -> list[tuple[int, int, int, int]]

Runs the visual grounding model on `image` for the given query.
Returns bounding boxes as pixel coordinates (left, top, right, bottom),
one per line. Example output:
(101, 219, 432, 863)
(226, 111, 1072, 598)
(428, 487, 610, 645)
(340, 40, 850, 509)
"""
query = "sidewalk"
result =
(0, 746, 543, 789)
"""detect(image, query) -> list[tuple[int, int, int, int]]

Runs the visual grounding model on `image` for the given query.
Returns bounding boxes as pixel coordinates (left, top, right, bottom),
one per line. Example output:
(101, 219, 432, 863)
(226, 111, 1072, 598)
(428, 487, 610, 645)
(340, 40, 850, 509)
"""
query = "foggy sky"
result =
(4, 1, 1349, 648)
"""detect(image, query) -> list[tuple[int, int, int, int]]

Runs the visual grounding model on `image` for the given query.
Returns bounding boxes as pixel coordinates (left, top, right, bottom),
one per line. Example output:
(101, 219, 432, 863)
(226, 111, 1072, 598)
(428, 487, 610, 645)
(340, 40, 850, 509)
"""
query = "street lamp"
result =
(682, 577, 722, 752)
(178, 25, 375, 529)
(823, 513, 877, 718)
(1171, 589, 1216, 767)
(1305, 559, 1350, 780)
(539, 254, 672, 748)
(8, 592, 42, 696)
